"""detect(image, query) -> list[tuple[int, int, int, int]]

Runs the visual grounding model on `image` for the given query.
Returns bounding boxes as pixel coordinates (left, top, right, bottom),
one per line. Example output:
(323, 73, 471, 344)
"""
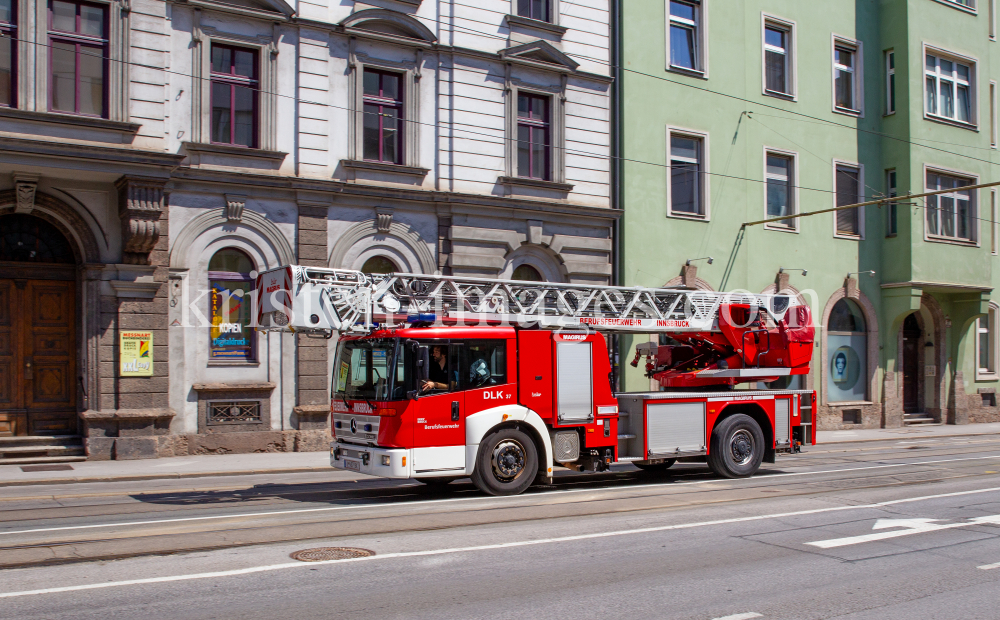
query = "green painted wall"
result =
(618, 0, 1000, 425)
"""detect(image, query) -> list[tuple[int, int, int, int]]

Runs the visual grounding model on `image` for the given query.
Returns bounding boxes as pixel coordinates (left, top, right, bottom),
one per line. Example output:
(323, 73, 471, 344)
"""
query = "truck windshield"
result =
(334, 339, 401, 401)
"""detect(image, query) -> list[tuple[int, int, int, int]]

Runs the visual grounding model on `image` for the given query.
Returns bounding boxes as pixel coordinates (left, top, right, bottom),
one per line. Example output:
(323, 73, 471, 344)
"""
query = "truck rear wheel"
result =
(471, 427, 538, 496)
(708, 414, 765, 478)
(634, 459, 676, 472)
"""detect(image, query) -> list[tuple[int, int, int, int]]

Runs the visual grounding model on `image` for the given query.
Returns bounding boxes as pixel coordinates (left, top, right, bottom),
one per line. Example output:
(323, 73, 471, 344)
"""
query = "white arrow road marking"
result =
(806, 515, 1000, 549)
(711, 613, 763, 620)
(978, 561, 1000, 570)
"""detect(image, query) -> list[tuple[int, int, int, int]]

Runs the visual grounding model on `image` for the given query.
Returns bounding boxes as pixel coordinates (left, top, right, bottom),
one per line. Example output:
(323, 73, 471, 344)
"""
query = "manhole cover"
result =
(290, 547, 375, 562)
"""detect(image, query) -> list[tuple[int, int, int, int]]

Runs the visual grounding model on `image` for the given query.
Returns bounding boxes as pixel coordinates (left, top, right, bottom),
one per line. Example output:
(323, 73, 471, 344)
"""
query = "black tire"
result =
(471, 427, 538, 496)
(708, 414, 765, 478)
(415, 477, 458, 486)
(633, 459, 677, 472)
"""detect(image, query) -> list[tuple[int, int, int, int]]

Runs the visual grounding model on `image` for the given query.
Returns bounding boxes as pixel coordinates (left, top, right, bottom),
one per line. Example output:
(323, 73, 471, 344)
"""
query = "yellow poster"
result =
(120, 331, 153, 377)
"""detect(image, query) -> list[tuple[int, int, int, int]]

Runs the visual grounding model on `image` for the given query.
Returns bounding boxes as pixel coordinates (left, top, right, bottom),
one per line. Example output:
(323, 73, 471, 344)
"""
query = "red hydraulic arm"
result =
(631, 303, 815, 389)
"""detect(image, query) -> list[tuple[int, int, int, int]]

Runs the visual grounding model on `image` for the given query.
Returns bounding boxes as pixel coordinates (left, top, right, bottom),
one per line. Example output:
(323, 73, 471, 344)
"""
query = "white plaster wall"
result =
(167, 195, 298, 433)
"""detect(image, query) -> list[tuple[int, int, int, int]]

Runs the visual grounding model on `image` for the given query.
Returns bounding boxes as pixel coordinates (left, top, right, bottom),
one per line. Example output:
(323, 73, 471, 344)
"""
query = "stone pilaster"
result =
(294, 200, 330, 421)
(83, 177, 172, 460)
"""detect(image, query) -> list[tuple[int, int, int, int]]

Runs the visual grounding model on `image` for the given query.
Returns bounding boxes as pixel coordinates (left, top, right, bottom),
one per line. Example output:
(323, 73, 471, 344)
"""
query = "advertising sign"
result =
(120, 331, 153, 377)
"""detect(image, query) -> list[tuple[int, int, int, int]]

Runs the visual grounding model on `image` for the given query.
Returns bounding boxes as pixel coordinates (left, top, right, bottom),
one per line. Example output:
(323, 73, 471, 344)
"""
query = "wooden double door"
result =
(0, 277, 77, 436)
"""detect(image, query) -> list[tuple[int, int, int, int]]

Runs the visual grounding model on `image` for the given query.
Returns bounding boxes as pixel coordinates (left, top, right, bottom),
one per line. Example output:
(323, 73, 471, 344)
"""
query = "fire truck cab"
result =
(329, 325, 812, 496)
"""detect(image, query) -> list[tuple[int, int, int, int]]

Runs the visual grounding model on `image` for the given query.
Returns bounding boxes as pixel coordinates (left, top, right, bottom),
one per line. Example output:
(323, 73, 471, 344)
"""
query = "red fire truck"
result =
(256, 267, 817, 496)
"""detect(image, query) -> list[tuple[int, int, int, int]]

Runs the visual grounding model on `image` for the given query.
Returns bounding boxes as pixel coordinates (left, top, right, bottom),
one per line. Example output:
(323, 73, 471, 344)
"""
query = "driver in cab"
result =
(421, 345, 452, 392)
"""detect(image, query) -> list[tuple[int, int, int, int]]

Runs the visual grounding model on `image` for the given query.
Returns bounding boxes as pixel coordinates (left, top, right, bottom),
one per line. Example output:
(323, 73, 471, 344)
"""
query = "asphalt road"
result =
(1, 436, 999, 620)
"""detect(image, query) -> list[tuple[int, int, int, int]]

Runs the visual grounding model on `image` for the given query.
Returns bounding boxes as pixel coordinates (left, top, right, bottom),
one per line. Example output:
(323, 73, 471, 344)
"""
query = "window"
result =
(360, 256, 398, 274)
(517, 93, 550, 180)
(925, 52, 974, 125)
(886, 169, 898, 236)
(833, 43, 859, 113)
(363, 69, 403, 164)
(210, 44, 258, 148)
(991, 0, 996, 40)
(764, 23, 791, 96)
(512, 264, 544, 281)
(977, 303, 997, 378)
(926, 170, 975, 241)
(0, 0, 14, 106)
(827, 298, 867, 402)
(835, 164, 862, 237)
(669, 1, 701, 71)
(517, 0, 550, 22)
(992, 189, 998, 254)
(991, 81, 997, 147)
(49, 0, 107, 117)
(669, 132, 705, 217)
(209, 248, 256, 362)
(765, 152, 795, 229)
(885, 51, 895, 115)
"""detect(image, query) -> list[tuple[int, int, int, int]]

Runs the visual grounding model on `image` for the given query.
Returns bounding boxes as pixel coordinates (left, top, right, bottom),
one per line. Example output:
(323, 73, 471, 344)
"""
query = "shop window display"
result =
(827, 298, 867, 401)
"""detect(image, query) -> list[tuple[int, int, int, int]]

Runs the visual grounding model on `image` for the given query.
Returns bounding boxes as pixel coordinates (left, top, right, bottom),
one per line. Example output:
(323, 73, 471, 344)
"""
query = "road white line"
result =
(2, 453, 998, 537)
(978, 561, 1000, 570)
(711, 614, 763, 620)
(1, 485, 998, 600)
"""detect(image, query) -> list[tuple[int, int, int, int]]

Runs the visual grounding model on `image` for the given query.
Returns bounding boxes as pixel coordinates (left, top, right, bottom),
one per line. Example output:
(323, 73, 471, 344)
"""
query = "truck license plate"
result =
(343, 459, 360, 472)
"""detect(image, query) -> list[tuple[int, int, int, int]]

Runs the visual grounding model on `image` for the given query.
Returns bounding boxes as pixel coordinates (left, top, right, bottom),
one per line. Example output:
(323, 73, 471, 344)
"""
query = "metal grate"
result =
(290, 547, 375, 562)
(208, 401, 262, 425)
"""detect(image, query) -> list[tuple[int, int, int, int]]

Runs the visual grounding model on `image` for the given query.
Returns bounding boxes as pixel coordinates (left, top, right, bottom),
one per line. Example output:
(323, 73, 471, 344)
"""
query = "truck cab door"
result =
(412, 344, 464, 449)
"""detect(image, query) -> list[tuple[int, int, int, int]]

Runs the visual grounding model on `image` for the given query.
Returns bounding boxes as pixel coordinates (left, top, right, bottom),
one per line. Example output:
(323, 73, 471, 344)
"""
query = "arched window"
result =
(827, 298, 867, 401)
(361, 255, 398, 274)
(208, 248, 256, 362)
(512, 264, 543, 282)
(0, 214, 75, 263)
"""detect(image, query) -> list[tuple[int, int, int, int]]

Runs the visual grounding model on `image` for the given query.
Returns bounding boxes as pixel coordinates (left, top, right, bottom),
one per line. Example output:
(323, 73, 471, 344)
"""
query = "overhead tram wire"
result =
(743, 180, 1000, 228)
(9, 35, 1000, 226)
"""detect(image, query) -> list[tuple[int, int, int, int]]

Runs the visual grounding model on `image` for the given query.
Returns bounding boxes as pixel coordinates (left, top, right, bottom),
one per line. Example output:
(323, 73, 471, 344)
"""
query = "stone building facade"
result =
(0, 0, 615, 458)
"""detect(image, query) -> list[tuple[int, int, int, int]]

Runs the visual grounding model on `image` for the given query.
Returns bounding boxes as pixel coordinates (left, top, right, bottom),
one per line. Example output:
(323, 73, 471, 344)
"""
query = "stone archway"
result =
(0, 192, 102, 436)
(818, 282, 880, 429)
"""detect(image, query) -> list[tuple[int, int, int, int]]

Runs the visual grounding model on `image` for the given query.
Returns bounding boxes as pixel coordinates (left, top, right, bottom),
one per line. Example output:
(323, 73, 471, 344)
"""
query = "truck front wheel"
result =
(708, 414, 765, 478)
(471, 427, 538, 496)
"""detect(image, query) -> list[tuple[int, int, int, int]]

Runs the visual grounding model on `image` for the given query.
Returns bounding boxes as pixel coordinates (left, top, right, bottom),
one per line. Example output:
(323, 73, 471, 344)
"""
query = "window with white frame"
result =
(668, 132, 705, 217)
(668, 1, 702, 72)
(991, 81, 997, 147)
(765, 152, 795, 229)
(886, 169, 897, 236)
(992, 189, 998, 254)
(764, 21, 792, 96)
(925, 52, 975, 125)
(926, 170, 976, 241)
(977, 303, 997, 378)
(833, 42, 861, 113)
(885, 50, 895, 115)
(835, 164, 862, 236)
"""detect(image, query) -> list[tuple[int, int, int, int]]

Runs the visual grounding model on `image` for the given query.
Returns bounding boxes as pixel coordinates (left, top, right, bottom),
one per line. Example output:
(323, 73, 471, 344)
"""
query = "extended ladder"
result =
(255, 266, 802, 335)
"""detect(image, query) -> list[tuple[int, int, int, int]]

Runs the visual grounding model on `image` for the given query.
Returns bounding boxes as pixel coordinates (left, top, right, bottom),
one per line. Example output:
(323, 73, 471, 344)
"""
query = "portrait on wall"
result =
(832, 351, 848, 382)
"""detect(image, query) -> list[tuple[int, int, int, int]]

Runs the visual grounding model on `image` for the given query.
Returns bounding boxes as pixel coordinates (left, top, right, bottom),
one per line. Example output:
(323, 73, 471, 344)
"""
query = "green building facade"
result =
(616, 0, 1000, 430)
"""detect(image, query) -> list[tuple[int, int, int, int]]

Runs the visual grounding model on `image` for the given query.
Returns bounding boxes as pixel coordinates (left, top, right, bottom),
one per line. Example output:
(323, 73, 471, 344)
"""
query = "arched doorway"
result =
(0, 214, 78, 436)
(902, 314, 922, 414)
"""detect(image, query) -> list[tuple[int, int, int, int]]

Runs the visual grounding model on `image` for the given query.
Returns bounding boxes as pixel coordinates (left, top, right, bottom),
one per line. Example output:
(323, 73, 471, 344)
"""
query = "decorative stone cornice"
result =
(116, 176, 167, 265)
(12, 172, 39, 214)
(225, 194, 247, 222)
(375, 206, 393, 233)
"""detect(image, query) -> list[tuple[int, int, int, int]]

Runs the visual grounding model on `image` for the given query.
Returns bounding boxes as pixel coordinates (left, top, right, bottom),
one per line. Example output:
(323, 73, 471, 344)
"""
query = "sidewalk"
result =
(0, 451, 335, 488)
(1, 422, 998, 488)
(817, 422, 1000, 444)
